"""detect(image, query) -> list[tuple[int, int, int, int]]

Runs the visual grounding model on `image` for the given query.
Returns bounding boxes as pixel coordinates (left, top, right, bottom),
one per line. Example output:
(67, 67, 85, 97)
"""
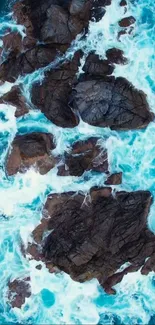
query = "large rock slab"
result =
(28, 187, 154, 293)
(6, 133, 56, 176)
(58, 137, 108, 176)
(31, 52, 81, 127)
(70, 76, 154, 130)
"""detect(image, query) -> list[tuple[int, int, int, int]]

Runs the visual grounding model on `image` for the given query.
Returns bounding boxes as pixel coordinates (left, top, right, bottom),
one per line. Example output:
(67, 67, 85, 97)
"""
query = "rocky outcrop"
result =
(6, 133, 56, 176)
(119, 16, 136, 28)
(0, 44, 66, 82)
(0, 86, 29, 118)
(31, 52, 81, 127)
(83, 53, 114, 76)
(105, 48, 128, 65)
(70, 76, 154, 130)
(8, 277, 31, 308)
(57, 137, 108, 176)
(27, 187, 155, 293)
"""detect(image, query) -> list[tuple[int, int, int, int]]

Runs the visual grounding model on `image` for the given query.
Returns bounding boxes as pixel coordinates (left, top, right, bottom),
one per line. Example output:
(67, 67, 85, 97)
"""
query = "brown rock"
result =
(8, 277, 31, 308)
(106, 48, 128, 65)
(105, 172, 122, 185)
(31, 51, 82, 127)
(119, 16, 136, 28)
(3, 32, 23, 56)
(6, 133, 56, 176)
(58, 137, 108, 176)
(33, 188, 154, 293)
(0, 86, 29, 118)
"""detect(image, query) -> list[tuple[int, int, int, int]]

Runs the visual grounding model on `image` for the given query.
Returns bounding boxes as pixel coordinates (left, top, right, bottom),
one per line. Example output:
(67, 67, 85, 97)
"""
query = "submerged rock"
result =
(0, 86, 29, 118)
(8, 277, 31, 308)
(31, 52, 81, 127)
(58, 137, 108, 176)
(70, 76, 154, 130)
(28, 188, 154, 293)
(6, 133, 56, 176)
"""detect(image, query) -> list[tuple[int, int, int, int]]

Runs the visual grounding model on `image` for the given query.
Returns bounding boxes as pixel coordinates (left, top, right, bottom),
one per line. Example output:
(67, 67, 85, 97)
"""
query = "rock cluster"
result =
(3, 0, 154, 309)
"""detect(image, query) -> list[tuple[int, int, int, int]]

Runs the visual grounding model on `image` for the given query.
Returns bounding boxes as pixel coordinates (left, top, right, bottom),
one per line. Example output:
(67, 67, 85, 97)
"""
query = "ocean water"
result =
(0, 0, 154, 324)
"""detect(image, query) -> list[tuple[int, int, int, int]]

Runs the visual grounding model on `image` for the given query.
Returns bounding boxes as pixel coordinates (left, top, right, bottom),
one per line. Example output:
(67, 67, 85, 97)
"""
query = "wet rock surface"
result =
(104, 172, 122, 185)
(28, 188, 155, 293)
(70, 76, 154, 130)
(6, 133, 56, 176)
(8, 277, 31, 308)
(31, 52, 81, 127)
(105, 48, 128, 65)
(0, 86, 29, 118)
(58, 137, 108, 176)
(83, 53, 114, 76)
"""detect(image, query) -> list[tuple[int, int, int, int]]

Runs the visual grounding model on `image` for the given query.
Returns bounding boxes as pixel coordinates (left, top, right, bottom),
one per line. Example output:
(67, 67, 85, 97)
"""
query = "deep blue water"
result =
(0, 0, 154, 324)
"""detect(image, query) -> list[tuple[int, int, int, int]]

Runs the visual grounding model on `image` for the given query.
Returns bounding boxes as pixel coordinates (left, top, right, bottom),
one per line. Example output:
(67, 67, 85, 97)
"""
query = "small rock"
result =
(8, 277, 31, 308)
(106, 48, 128, 65)
(58, 137, 108, 176)
(6, 133, 56, 176)
(0, 86, 29, 118)
(119, 16, 136, 28)
(105, 172, 122, 185)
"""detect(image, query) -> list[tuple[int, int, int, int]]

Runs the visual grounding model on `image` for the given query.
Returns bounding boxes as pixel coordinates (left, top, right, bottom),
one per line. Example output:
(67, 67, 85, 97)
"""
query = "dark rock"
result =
(70, 76, 154, 130)
(13, 0, 94, 47)
(29, 188, 155, 293)
(83, 54, 114, 76)
(120, 0, 127, 6)
(105, 48, 128, 65)
(0, 44, 66, 82)
(0, 86, 29, 118)
(119, 16, 136, 28)
(6, 133, 56, 176)
(105, 172, 122, 185)
(58, 137, 108, 176)
(90, 0, 111, 22)
(8, 277, 31, 308)
(31, 52, 81, 127)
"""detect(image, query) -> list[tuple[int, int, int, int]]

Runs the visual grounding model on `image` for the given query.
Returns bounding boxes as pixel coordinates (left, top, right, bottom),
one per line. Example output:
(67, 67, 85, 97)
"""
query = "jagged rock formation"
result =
(27, 187, 155, 294)
(0, 86, 29, 117)
(70, 76, 154, 130)
(8, 277, 31, 308)
(57, 137, 108, 176)
(6, 133, 56, 176)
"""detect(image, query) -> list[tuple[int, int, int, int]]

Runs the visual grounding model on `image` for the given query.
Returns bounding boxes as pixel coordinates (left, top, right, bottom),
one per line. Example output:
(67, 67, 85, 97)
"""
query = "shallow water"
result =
(0, 0, 154, 324)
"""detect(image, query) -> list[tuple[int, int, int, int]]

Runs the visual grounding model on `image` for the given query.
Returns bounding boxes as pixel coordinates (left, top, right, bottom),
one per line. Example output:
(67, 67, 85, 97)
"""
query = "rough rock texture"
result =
(27, 187, 155, 293)
(83, 53, 114, 76)
(57, 137, 108, 176)
(0, 44, 66, 82)
(105, 48, 128, 65)
(31, 52, 81, 127)
(8, 277, 31, 308)
(70, 76, 154, 130)
(104, 172, 122, 185)
(6, 133, 56, 176)
(0, 86, 29, 118)
(3, 32, 23, 56)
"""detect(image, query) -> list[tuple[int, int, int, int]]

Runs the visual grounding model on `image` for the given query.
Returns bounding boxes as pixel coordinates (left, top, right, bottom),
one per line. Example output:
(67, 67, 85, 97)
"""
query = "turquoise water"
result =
(0, 0, 154, 324)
